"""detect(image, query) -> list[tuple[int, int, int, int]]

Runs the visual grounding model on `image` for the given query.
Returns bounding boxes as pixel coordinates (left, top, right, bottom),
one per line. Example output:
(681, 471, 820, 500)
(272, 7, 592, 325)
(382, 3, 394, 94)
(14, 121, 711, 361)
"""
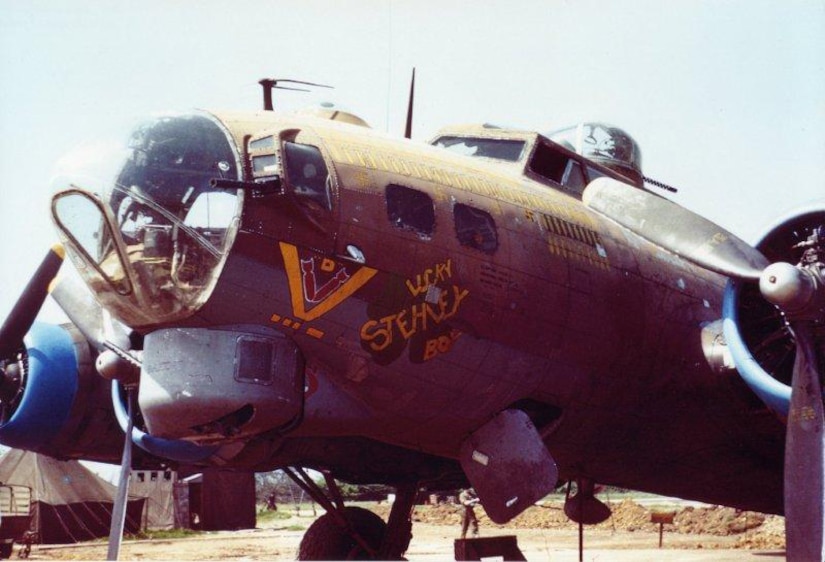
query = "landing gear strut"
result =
(285, 468, 418, 560)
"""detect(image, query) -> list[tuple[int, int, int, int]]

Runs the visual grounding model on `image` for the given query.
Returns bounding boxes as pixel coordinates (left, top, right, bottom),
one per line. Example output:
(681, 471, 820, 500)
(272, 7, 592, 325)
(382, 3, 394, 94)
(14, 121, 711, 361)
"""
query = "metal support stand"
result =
(578, 519, 583, 562)
(107, 387, 135, 561)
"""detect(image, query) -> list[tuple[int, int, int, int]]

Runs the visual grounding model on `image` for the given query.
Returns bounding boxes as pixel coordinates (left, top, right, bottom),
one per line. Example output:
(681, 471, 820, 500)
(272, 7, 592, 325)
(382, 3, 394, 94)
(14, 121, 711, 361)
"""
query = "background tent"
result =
(0, 449, 145, 544)
(130, 469, 175, 530)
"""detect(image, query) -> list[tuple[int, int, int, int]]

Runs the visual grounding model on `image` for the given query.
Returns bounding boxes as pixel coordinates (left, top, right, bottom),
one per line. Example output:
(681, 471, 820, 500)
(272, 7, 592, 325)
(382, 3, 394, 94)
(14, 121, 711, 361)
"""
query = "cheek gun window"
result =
(385, 184, 435, 238)
(283, 142, 331, 210)
(454, 204, 498, 254)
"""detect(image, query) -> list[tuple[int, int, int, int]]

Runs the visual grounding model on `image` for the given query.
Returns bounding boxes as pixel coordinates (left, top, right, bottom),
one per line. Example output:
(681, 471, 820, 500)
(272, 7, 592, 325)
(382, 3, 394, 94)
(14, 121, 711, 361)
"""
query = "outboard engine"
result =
(723, 207, 825, 415)
(0, 322, 125, 461)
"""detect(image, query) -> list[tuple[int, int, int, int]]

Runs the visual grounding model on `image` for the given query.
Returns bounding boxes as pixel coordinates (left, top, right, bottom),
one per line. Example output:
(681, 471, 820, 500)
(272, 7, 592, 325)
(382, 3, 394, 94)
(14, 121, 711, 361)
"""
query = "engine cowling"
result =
(0, 322, 125, 461)
(0, 320, 220, 464)
(723, 206, 825, 416)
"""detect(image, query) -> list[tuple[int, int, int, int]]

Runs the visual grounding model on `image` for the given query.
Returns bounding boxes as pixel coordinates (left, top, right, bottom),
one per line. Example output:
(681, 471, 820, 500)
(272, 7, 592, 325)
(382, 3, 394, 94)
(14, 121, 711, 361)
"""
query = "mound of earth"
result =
(369, 499, 785, 550)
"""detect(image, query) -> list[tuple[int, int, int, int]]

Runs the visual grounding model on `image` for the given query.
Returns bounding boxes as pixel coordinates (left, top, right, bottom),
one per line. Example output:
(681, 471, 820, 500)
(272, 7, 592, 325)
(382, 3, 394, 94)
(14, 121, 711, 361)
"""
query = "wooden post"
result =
(650, 511, 676, 549)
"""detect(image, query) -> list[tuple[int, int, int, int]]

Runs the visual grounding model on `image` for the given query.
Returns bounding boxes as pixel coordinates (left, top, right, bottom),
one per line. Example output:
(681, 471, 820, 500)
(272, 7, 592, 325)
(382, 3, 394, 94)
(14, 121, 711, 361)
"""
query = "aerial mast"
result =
(257, 78, 332, 111)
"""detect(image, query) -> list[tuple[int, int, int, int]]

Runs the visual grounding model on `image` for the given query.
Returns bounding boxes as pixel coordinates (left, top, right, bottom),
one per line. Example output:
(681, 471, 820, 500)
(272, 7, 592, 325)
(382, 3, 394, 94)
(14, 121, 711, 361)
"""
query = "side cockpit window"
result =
(454, 204, 498, 254)
(562, 160, 586, 191)
(386, 184, 435, 238)
(528, 141, 587, 196)
(283, 142, 331, 210)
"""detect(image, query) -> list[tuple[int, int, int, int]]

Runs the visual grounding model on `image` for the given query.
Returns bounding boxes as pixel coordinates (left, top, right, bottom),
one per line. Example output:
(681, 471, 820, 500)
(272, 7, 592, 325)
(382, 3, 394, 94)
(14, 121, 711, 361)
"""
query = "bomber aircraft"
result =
(0, 78, 822, 560)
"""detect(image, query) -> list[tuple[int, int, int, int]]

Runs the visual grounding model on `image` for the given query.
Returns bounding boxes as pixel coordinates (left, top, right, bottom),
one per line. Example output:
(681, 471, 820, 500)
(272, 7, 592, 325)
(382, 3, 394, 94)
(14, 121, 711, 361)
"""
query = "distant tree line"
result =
(255, 470, 634, 509)
(255, 470, 394, 506)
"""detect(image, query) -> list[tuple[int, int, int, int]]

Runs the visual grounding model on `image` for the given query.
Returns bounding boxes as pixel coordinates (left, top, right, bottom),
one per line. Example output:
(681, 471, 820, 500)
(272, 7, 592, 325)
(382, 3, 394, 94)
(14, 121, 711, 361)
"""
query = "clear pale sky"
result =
(1, 0, 823, 324)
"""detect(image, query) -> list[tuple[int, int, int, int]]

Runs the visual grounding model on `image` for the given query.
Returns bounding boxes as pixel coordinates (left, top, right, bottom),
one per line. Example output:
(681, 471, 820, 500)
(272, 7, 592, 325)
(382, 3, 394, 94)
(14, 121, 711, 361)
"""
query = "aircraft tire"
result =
(297, 506, 387, 560)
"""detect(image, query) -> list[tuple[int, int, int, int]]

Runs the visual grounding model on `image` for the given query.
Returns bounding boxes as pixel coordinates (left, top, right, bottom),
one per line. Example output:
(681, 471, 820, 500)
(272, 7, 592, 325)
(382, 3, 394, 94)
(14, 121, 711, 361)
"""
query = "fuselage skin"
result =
(166, 111, 784, 514)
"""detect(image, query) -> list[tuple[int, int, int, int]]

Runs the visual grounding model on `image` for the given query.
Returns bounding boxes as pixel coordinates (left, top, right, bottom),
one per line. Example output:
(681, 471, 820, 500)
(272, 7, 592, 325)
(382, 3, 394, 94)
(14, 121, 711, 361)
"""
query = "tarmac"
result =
(406, 526, 784, 562)
(29, 521, 786, 561)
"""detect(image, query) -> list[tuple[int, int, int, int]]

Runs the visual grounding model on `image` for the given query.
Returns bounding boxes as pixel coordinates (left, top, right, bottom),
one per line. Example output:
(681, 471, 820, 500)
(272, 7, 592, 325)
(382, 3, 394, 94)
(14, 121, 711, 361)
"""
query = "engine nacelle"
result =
(723, 206, 825, 416)
(0, 322, 124, 461)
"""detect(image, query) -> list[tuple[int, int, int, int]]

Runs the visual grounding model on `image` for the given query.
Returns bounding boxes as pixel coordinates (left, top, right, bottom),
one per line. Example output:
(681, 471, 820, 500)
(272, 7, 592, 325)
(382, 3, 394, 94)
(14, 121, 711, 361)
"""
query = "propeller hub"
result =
(759, 262, 817, 315)
(0, 361, 22, 406)
(95, 349, 140, 385)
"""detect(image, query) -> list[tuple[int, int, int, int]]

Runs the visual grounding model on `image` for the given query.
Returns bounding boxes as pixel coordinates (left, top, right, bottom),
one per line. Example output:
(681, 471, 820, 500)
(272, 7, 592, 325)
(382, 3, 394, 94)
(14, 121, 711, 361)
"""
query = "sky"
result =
(0, 0, 823, 326)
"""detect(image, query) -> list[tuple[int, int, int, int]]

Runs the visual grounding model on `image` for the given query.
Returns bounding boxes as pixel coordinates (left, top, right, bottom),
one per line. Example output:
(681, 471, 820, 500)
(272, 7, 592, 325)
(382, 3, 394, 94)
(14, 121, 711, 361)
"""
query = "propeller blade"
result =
(50, 271, 107, 351)
(0, 244, 65, 359)
(583, 178, 769, 280)
(107, 387, 135, 561)
(784, 321, 825, 561)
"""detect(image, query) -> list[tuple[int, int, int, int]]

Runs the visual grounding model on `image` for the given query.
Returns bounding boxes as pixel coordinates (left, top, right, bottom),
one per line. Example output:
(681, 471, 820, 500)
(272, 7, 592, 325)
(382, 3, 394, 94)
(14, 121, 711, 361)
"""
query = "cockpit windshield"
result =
(432, 136, 526, 162)
(51, 112, 242, 327)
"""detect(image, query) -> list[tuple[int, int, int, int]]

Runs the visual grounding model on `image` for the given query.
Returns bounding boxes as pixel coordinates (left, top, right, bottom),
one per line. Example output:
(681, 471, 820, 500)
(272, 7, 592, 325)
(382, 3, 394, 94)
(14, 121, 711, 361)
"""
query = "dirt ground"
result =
(24, 500, 786, 561)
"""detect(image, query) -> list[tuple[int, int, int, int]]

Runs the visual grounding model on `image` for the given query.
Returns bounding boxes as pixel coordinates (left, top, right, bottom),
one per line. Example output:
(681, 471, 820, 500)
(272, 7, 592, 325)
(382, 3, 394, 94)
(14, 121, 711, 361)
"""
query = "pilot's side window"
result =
(454, 204, 497, 254)
(385, 184, 435, 238)
(561, 160, 587, 192)
(529, 142, 568, 184)
(529, 142, 586, 196)
(282, 142, 331, 210)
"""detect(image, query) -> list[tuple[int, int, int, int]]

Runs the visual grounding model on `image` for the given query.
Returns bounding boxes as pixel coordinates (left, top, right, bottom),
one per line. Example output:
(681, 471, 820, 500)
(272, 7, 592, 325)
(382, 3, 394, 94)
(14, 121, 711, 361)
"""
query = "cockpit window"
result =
(432, 136, 526, 162)
(252, 154, 279, 175)
(115, 114, 238, 225)
(562, 160, 586, 191)
(53, 191, 131, 296)
(50, 111, 243, 327)
(528, 141, 587, 196)
(112, 114, 241, 256)
(282, 142, 332, 211)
